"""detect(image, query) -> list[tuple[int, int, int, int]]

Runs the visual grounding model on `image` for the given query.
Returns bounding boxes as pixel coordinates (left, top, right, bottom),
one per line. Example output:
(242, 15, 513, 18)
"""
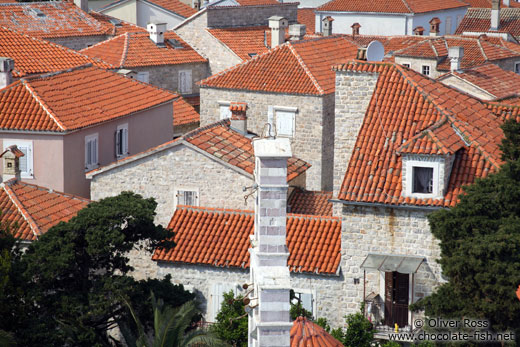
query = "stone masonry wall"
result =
(200, 87, 328, 191)
(47, 35, 108, 50)
(90, 145, 254, 226)
(132, 63, 209, 95)
(339, 203, 444, 324)
(206, 3, 298, 28)
(333, 70, 379, 212)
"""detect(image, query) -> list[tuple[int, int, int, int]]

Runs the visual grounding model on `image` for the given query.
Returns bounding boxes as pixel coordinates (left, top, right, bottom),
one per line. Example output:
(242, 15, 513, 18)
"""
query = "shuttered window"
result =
(175, 189, 198, 206)
(268, 106, 297, 137)
(115, 124, 129, 157)
(85, 134, 98, 170)
(136, 71, 149, 83)
(179, 70, 192, 94)
(209, 283, 239, 322)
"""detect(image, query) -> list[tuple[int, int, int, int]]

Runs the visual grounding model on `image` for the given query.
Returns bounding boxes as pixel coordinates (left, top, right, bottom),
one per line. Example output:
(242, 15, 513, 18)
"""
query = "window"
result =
(268, 106, 297, 137)
(136, 71, 149, 83)
(175, 188, 199, 206)
(515, 62, 520, 74)
(445, 16, 452, 35)
(456, 15, 463, 27)
(401, 63, 410, 68)
(291, 289, 314, 317)
(209, 283, 240, 322)
(115, 124, 128, 158)
(421, 65, 430, 76)
(218, 101, 231, 120)
(179, 70, 192, 94)
(85, 134, 98, 170)
(3, 140, 33, 178)
(412, 167, 433, 194)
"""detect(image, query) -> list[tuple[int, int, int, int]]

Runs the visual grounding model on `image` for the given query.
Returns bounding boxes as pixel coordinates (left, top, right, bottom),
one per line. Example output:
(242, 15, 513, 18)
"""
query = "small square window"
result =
(515, 62, 520, 74)
(115, 124, 128, 157)
(412, 167, 433, 194)
(402, 63, 410, 68)
(422, 65, 430, 76)
(176, 189, 199, 206)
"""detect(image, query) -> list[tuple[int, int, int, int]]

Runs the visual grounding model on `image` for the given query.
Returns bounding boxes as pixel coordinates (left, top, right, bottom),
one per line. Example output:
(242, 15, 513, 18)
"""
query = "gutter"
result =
(329, 198, 444, 211)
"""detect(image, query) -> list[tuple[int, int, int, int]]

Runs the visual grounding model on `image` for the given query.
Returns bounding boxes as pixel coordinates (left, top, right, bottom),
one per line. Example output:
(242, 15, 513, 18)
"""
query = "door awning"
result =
(360, 253, 424, 274)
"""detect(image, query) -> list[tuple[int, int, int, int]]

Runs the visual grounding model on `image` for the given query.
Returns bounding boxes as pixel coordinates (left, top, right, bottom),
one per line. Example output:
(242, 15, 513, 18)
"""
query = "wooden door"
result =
(384, 272, 409, 328)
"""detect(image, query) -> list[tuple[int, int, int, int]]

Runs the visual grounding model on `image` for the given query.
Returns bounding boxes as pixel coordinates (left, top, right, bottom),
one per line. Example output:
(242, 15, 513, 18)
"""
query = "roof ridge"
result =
(287, 43, 325, 95)
(81, 30, 125, 52)
(182, 119, 231, 139)
(477, 36, 488, 60)
(14, 180, 91, 203)
(1, 180, 41, 239)
(21, 81, 66, 131)
(400, 0, 414, 13)
(120, 32, 130, 67)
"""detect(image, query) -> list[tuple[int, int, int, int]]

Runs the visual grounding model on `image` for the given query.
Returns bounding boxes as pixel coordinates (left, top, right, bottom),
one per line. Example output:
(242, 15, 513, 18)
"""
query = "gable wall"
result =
(137, 0, 185, 29)
(439, 75, 495, 100)
(206, 3, 298, 28)
(47, 35, 109, 51)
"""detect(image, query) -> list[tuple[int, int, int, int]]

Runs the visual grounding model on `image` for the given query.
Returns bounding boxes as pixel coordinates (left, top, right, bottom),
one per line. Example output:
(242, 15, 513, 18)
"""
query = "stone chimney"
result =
(1, 145, 24, 182)
(268, 16, 288, 48)
(449, 46, 464, 72)
(491, 0, 500, 30)
(229, 102, 247, 135)
(413, 26, 425, 35)
(74, 0, 89, 12)
(248, 137, 292, 347)
(322, 16, 334, 36)
(289, 24, 306, 41)
(0, 57, 14, 90)
(429, 17, 441, 36)
(351, 22, 361, 37)
(147, 22, 167, 46)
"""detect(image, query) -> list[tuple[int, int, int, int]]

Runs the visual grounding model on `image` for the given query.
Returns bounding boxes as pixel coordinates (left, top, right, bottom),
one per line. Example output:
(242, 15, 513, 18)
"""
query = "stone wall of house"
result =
(206, 3, 298, 28)
(175, 11, 243, 74)
(439, 75, 494, 100)
(47, 35, 108, 50)
(321, 93, 336, 192)
(200, 87, 329, 191)
(174, 122, 199, 137)
(394, 56, 441, 78)
(90, 145, 255, 226)
(333, 70, 379, 212)
(339, 203, 444, 324)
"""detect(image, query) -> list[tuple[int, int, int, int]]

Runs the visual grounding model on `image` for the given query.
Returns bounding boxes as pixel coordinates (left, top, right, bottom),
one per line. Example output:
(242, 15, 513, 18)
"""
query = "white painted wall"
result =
(102, 0, 138, 25)
(137, 1, 185, 30)
(412, 7, 468, 36)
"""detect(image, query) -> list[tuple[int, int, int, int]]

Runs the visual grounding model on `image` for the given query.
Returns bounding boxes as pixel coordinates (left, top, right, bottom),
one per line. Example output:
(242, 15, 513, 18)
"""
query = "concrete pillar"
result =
(0, 57, 14, 90)
(448, 46, 464, 72)
(491, 0, 500, 30)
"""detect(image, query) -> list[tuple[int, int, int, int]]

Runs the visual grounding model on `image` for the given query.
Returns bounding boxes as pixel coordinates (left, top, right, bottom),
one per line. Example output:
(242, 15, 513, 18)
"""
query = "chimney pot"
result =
(147, 22, 167, 46)
(491, 0, 500, 30)
(322, 16, 334, 36)
(351, 22, 361, 37)
(0, 57, 14, 90)
(1, 145, 23, 182)
(448, 46, 464, 72)
(413, 26, 425, 35)
(289, 24, 306, 41)
(429, 17, 441, 36)
(268, 16, 288, 48)
(229, 102, 247, 135)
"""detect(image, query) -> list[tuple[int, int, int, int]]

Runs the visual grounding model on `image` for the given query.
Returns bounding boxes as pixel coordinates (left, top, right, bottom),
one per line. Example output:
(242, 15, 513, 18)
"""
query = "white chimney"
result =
(449, 46, 464, 72)
(248, 137, 292, 347)
(229, 102, 247, 135)
(1, 145, 23, 183)
(0, 57, 14, 90)
(322, 16, 334, 36)
(289, 24, 306, 41)
(147, 22, 167, 46)
(268, 16, 288, 48)
(74, 0, 89, 12)
(491, 0, 500, 30)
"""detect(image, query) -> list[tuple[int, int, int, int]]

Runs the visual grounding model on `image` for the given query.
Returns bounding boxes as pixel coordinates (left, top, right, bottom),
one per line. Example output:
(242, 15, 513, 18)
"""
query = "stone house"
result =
(198, 34, 360, 191)
(87, 117, 310, 226)
(0, 64, 176, 198)
(81, 24, 208, 97)
(315, 0, 468, 36)
(331, 60, 503, 330)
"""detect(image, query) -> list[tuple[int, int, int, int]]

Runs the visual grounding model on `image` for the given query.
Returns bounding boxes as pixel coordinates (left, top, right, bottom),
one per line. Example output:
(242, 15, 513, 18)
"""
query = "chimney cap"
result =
(351, 22, 361, 28)
(268, 16, 288, 29)
(229, 102, 247, 112)
(413, 26, 425, 35)
(253, 137, 292, 158)
(0, 145, 24, 159)
(0, 57, 14, 73)
(323, 16, 334, 22)
(429, 17, 441, 25)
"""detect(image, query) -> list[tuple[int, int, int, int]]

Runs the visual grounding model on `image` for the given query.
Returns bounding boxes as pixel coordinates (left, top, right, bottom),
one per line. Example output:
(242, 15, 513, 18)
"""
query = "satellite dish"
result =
(366, 40, 385, 62)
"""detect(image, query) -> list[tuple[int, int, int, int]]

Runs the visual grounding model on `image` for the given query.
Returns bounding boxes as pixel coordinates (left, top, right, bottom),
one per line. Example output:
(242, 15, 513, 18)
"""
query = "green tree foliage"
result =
(211, 291, 248, 347)
(289, 289, 313, 320)
(325, 304, 374, 347)
(412, 119, 520, 335)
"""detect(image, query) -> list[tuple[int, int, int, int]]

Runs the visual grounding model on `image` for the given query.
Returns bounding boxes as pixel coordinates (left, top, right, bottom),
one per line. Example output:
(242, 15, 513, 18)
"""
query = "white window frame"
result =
(208, 282, 240, 322)
(178, 69, 192, 94)
(515, 62, 520, 74)
(174, 187, 199, 207)
(405, 159, 440, 199)
(3, 140, 33, 178)
(267, 106, 297, 137)
(218, 101, 231, 120)
(115, 123, 129, 158)
(401, 62, 411, 69)
(85, 133, 99, 171)
(136, 71, 149, 83)
(291, 288, 316, 317)
(421, 65, 431, 76)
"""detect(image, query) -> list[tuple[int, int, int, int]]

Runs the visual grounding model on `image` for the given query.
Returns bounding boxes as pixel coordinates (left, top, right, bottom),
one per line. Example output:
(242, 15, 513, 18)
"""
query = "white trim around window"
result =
(174, 187, 199, 207)
(291, 288, 316, 317)
(115, 123, 129, 158)
(3, 140, 33, 178)
(218, 101, 231, 120)
(178, 69, 193, 94)
(401, 62, 411, 69)
(421, 65, 431, 76)
(267, 106, 298, 137)
(515, 61, 520, 74)
(85, 133, 99, 171)
(405, 159, 441, 199)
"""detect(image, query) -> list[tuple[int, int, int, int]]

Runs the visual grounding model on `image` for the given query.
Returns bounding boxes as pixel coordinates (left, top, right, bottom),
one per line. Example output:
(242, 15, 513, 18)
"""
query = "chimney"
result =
(193, 0, 201, 10)
(449, 46, 464, 72)
(491, 0, 500, 30)
(229, 102, 247, 135)
(356, 47, 367, 60)
(351, 22, 361, 37)
(322, 16, 334, 36)
(147, 22, 167, 46)
(289, 24, 306, 41)
(116, 69, 137, 79)
(429, 17, 441, 36)
(0, 57, 14, 90)
(1, 145, 24, 182)
(268, 16, 288, 48)
(413, 26, 425, 35)
(74, 0, 89, 12)
(248, 137, 292, 347)
(504, 0, 510, 7)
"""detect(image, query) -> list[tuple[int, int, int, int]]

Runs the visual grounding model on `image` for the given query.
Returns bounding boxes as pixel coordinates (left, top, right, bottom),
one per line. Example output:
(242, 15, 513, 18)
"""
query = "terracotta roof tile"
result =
(456, 8, 520, 40)
(288, 189, 333, 216)
(0, 65, 176, 132)
(0, 26, 111, 78)
(152, 206, 341, 274)
(333, 61, 504, 207)
(207, 26, 273, 60)
(291, 317, 343, 346)
(81, 31, 206, 68)
(0, 2, 110, 38)
(485, 101, 520, 121)
(146, 0, 197, 17)
(0, 179, 89, 241)
(174, 96, 200, 126)
(234, 0, 279, 5)
(317, 0, 467, 14)
(465, 0, 520, 7)
(297, 8, 316, 34)
(199, 35, 360, 95)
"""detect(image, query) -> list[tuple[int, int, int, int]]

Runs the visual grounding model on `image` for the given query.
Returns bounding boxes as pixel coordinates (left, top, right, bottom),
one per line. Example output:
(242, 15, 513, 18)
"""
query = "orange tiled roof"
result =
(297, 8, 316, 34)
(152, 206, 342, 274)
(81, 31, 206, 68)
(0, 26, 111, 78)
(0, 2, 110, 38)
(89, 11, 147, 36)
(441, 63, 520, 99)
(288, 189, 333, 216)
(291, 317, 343, 346)
(485, 100, 520, 121)
(146, 0, 197, 17)
(207, 26, 273, 60)
(173, 96, 200, 126)
(464, 0, 520, 7)
(456, 8, 520, 40)
(0, 179, 89, 241)
(317, 0, 468, 14)
(0, 65, 176, 132)
(334, 61, 504, 208)
(199, 35, 360, 95)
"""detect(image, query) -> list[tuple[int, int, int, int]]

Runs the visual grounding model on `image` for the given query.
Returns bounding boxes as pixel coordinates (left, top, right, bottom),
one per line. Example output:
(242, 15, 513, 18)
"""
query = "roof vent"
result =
(248, 53, 257, 58)
(31, 8, 46, 17)
(167, 38, 183, 49)
(108, 18, 122, 27)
